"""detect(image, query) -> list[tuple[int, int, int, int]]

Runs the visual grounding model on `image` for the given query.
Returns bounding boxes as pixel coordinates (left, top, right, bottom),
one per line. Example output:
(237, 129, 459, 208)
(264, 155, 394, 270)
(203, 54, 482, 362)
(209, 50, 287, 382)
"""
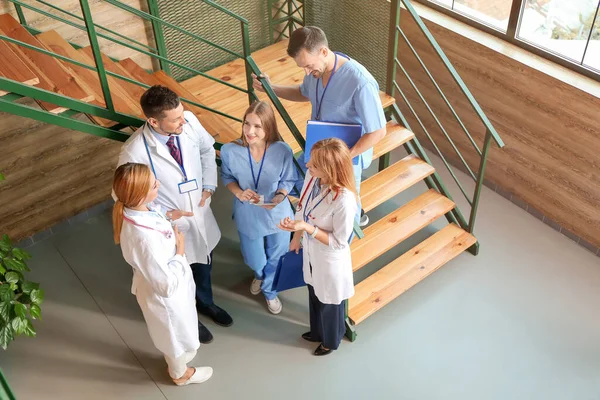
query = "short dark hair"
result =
(140, 85, 180, 119)
(287, 26, 328, 58)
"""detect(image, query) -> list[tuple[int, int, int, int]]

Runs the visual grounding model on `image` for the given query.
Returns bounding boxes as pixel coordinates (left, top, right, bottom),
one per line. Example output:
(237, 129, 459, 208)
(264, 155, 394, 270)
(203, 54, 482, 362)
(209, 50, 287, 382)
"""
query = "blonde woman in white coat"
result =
(113, 162, 212, 385)
(278, 138, 357, 356)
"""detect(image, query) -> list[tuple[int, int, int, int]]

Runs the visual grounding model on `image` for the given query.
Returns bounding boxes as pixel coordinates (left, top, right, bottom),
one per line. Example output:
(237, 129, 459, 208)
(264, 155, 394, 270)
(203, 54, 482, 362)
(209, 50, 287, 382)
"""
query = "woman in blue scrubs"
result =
(220, 101, 299, 314)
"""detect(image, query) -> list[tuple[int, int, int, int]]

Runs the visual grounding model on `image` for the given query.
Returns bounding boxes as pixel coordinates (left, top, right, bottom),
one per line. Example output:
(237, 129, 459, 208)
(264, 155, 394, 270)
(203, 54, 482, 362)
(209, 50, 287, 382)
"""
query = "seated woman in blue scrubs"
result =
(220, 101, 299, 314)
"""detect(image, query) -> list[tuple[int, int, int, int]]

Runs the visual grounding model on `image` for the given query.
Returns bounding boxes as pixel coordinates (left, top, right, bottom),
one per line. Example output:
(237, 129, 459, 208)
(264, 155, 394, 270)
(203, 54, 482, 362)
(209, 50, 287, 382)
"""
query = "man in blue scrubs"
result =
(252, 26, 387, 226)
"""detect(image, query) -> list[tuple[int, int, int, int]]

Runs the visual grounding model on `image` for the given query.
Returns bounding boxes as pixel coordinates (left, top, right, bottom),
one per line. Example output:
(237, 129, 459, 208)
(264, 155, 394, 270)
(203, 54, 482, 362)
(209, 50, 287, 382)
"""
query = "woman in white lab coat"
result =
(112, 162, 212, 385)
(278, 138, 357, 356)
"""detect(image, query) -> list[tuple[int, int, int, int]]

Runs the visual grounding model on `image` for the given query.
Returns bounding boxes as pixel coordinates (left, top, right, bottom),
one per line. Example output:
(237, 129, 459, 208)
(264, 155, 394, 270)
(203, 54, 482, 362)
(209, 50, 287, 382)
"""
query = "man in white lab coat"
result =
(116, 85, 233, 343)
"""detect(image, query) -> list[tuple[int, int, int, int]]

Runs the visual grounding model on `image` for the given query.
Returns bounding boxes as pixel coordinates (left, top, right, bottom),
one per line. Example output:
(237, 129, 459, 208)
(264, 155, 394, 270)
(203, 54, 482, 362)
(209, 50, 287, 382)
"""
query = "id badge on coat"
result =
(178, 179, 199, 194)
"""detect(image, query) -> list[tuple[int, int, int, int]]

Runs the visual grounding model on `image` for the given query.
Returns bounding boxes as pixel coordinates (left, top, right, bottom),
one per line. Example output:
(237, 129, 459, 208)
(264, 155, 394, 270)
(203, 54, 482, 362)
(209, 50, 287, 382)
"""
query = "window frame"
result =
(411, 0, 600, 82)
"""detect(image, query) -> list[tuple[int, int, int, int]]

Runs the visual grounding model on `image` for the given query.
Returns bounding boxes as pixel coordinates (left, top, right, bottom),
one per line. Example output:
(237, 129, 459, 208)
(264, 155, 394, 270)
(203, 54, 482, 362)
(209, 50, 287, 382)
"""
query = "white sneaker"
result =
(175, 366, 213, 386)
(266, 297, 282, 314)
(359, 213, 369, 227)
(250, 278, 262, 295)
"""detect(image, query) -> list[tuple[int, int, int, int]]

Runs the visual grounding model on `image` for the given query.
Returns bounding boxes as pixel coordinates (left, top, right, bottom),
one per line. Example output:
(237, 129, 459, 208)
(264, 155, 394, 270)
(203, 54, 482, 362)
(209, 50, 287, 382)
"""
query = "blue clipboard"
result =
(304, 120, 362, 165)
(272, 249, 305, 292)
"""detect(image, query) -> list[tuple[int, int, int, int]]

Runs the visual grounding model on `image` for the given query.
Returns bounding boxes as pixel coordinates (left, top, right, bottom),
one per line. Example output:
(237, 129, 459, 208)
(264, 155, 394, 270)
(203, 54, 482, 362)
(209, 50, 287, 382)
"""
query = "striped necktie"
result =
(166, 136, 182, 168)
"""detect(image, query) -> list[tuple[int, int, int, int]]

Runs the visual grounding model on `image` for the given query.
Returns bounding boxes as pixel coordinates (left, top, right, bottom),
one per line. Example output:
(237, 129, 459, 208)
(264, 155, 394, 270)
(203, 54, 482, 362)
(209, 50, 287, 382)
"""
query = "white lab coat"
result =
(117, 111, 221, 264)
(120, 207, 199, 359)
(295, 171, 357, 304)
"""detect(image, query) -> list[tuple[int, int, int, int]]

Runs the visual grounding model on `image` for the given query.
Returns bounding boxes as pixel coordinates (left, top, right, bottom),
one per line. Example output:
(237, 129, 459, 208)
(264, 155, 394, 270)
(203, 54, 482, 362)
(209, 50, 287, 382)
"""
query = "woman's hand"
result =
(289, 236, 302, 254)
(236, 188, 260, 203)
(261, 192, 286, 210)
(277, 217, 307, 232)
(174, 225, 185, 256)
(166, 209, 193, 221)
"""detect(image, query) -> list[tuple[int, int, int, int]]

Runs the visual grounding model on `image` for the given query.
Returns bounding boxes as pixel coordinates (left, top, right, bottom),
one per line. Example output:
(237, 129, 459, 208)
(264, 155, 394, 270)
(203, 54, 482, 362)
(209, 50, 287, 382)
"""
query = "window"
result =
(416, 0, 600, 79)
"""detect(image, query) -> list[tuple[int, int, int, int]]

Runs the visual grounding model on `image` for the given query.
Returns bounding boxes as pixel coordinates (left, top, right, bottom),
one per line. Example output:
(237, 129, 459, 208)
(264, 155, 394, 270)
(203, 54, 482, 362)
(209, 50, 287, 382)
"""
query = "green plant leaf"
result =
(5, 271, 19, 284)
(0, 241, 10, 253)
(0, 171, 4, 181)
(21, 281, 39, 295)
(12, 248, 31, 261)
(2, 235, 11, 246)
(18, 294, 31, 305)
(14, 303, 27, 319)
(30, 304, 41, 320)
(4, 258, 26, 272)
(11, 316, 27, 335)
(0, 301, 12, 322)
(0, 324, 14, 350)
(30, 289, 44, 305)
(24, 319, 35, 337)
(0, 285, 14, 303)
(0, 262, 5, 275)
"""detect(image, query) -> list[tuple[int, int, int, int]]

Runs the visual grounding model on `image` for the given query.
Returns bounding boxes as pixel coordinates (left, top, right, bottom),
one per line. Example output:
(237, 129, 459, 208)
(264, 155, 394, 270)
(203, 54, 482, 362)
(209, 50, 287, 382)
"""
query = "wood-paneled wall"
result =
(396, 10, 600, 247)
(0, 0, 156, 70)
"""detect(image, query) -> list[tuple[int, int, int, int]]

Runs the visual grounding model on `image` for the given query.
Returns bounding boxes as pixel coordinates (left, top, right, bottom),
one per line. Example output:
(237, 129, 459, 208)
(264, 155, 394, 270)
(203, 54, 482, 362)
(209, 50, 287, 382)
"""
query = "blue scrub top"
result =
(300, 56, 387, 169)
(220, 141, 299, 239)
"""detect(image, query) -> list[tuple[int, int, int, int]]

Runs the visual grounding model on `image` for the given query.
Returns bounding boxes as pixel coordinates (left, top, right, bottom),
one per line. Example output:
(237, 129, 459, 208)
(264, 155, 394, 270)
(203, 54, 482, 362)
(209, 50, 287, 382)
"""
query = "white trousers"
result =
(165, 350, 197, 379)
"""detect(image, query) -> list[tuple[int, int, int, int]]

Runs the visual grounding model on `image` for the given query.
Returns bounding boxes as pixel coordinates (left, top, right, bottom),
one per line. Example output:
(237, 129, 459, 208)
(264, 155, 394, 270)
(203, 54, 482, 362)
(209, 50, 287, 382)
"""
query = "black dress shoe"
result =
(314, 343, 333, 356)
(198, 321, 213, 344)
(301, 331, 320, 342)
(197, 304, 233, 327)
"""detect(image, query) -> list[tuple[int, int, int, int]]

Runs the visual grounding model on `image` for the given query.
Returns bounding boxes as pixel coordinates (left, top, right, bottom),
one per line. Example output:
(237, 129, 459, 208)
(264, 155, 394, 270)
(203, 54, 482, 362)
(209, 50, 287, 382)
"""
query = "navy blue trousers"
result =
(190, 252, 213, 308)
(307, 284, 345, 350)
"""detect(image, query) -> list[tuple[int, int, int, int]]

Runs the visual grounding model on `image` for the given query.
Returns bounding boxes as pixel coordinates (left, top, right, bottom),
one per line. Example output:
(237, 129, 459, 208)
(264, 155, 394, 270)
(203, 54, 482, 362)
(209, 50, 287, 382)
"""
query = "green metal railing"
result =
(0, 369, 16, 400)
(0, 0, 259, 142)
(268, 0, 305, 43)
(388, 0, 505, 248)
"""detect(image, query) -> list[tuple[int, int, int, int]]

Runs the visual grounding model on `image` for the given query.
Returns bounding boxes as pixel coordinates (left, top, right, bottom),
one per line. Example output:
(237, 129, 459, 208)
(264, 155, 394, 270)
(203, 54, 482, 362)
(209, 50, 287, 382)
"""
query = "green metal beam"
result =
(79, 0, 115, 111)
(200, 0, 249, 23)
(241, 23, 258, 105)
(0, 77, 144, 127)
(146, 0, 171, 75)
(12, 2, 27, 25)
(0, 97, 129, 142)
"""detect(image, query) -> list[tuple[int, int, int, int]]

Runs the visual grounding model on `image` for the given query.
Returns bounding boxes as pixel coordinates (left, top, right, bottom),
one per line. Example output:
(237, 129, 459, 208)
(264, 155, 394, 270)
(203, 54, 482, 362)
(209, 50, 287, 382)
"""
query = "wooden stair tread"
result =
(0, 39, 39, 96)
(373, 121, 414, 160)
(0, 14, 93, 113)
(380, 91, 395, 109)
(118, 58, 161, 86)
(152, 70, 240, 143)
(351, 189, 455, 272)
(361, 154, 435, 213)
(79, 46, 146, 111)
(349, 223, 476, 324)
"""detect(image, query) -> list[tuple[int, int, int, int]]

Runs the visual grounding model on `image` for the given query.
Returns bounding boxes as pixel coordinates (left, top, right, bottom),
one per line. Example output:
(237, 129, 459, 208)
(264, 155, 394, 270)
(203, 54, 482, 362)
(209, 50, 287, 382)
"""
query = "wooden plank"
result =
(0, 14, 94, 112)
(372, 121, 414, 160)
(349, 223, 476, 324)
(118, 58, 161, 86)
(79, 46, 146, 110)
(37, 30, 118, 127)
(361, 154, 435, 212)
(153, 70, 240, 143)
(351, 189, 455, 272)
(0, 39, 39, 96)
(75, 48, 143, 119)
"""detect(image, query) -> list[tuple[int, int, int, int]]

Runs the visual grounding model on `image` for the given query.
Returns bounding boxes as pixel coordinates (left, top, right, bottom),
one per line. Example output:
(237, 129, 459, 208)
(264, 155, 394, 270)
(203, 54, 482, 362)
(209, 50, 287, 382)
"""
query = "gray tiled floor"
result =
(2, 148, 600, 400)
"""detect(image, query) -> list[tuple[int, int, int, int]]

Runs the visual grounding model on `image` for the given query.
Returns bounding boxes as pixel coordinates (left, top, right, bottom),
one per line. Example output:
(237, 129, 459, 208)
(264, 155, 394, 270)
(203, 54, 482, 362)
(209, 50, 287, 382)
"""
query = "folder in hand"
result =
(273, 249, 305, 292)
(304, 120, 362, 165)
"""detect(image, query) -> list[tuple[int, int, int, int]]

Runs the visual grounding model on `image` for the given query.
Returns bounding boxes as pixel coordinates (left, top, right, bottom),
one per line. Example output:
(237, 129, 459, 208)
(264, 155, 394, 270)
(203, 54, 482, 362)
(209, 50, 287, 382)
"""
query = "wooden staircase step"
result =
(349, 223, 477, 324)
(0, 39, 39, 96)
(74, 47, 144, 121)
(0, 14, 94, 113)
(380, 91, 395, 109)
(152, 70, 240, 143)
(361, 154, 435, 213)
(372, 121, 414, 160)
(118, 58, 161, 86)
(351, 189, 455, 272)
(79, 47, 146, 111)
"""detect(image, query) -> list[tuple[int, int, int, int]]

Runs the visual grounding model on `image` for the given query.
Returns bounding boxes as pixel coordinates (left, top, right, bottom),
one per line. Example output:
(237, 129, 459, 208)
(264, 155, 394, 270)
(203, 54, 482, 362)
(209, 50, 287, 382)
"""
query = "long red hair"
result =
(309, 138, 357, 199)
(112, 163, 152, 244)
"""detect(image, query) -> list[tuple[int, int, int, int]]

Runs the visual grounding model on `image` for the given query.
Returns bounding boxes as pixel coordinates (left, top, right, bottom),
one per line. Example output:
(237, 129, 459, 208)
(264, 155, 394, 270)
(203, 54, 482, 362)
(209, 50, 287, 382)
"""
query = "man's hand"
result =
(252, 73, 271, 92)
(199, 190, 213, 207)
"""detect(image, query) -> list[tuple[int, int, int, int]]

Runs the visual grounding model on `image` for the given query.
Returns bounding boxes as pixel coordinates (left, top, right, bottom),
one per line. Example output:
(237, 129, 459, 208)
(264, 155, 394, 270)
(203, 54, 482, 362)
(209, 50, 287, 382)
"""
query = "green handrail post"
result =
(241, 22, 258, 104)
(288, 0, 294, 38)
(386, 0, 401, 97)
(467, 130, 493, 255)
(12, 2, 27, 25)
(0, 369, 16, 400)
(344, 300, 357, 342)
(147, 0, 171, 75)
(79, 0, 115, 111)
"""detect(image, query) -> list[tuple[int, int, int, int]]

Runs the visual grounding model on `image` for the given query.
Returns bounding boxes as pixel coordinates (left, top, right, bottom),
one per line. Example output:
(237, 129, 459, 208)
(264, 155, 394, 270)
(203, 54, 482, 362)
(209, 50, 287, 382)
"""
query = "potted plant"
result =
(0, 171, 44, 349)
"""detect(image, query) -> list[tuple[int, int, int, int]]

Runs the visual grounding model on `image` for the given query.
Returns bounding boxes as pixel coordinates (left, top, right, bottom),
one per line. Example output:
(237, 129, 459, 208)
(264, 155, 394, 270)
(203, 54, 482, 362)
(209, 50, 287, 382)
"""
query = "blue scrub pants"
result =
(238, 231, 290, 300)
